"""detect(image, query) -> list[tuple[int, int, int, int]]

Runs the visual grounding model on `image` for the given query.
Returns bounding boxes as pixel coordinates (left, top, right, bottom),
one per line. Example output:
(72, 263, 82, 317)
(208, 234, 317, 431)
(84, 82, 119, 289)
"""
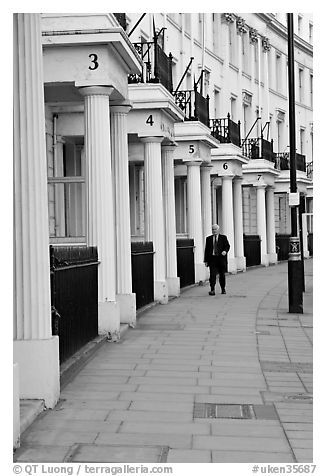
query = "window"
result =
(298, 67, 304, 103)
(230, 96, 236, 120)
(228, 22, 235, 63)
(298, 15, 302, 36)
(300, 128, 305, 155)
(309, 23, 313, 44)
(184, 13, 191, 33)
(254, 42, 259, 79)
(310, 74, 313, 107)
(214, 89, 220, 118)
(275, 53, 282, 92)
(212, 13, 219, 54)
(48, 135, 86, 242)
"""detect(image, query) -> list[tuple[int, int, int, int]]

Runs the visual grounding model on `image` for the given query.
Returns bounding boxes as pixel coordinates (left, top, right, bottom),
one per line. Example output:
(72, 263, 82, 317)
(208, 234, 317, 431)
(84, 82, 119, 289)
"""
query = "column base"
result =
(154, 280, 169, 304)
(116, 293, 136, 327)
(227, 257, 238, 274)
(195, 262, 207, 284)
(13, 363, 20, 449)
(261, 254, 269, 266)
(236, 256, 246, 271)
(167, 277, 180, 297)
(268, 253, 278, 264)
(98, 301, 120, 337)
(13, 336, 60, 408)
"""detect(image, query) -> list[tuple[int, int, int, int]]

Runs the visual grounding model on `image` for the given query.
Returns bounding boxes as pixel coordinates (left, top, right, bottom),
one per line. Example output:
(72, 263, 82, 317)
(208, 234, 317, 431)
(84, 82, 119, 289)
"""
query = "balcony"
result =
(173, 86, 209, 127)
(306, 161, 313, 179)
(242, 137, 275, 163)
(210, 114, 241, 147)
(113, 13, 127, 31)
(274, 152, 307, 173)
(128, 39, 173, 93)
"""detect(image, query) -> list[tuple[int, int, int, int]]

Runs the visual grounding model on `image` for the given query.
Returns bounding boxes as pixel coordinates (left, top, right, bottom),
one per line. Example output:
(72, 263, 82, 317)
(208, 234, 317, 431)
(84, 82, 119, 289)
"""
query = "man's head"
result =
(212, 224, 220, 235)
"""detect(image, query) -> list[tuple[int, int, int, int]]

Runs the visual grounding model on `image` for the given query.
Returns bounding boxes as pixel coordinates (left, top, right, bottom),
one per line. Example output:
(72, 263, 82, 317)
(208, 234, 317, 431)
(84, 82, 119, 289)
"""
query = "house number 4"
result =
(88, 54, 99, 70)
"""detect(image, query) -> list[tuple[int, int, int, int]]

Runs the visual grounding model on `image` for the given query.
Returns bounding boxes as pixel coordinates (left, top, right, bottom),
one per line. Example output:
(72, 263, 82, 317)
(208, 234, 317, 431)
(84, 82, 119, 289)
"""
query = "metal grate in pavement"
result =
(193, 403, 278, 420)
(261, 361, 313, 374)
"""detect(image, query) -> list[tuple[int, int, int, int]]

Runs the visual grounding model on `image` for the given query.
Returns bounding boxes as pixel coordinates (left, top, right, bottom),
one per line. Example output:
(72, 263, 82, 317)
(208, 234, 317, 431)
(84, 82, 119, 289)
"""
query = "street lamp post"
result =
(287, 13, 303, 313)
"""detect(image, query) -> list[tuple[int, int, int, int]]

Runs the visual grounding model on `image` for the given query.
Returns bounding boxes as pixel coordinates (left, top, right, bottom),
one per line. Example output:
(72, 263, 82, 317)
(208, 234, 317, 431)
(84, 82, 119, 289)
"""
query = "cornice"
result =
(254, 14, 313, 57)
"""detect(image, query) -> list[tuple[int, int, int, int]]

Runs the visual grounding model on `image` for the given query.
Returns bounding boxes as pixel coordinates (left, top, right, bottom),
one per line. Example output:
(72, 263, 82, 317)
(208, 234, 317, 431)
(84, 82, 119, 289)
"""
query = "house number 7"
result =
(88, 54, 99, 70)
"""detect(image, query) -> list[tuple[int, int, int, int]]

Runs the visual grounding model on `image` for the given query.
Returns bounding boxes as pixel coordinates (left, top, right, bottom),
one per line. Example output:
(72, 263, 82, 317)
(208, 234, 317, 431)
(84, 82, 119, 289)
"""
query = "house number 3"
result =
(88, 54, 99, 70)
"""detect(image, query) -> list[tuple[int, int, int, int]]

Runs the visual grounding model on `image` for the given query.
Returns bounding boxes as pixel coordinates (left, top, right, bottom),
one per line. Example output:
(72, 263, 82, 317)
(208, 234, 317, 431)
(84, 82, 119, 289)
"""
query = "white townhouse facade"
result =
(13, 12, 313, 447)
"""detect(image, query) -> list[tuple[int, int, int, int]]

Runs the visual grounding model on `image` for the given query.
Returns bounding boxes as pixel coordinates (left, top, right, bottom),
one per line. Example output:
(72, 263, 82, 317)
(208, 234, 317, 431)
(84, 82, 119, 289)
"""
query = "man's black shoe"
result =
(209, 290, 215, 296)
(221, 289, 226, 294)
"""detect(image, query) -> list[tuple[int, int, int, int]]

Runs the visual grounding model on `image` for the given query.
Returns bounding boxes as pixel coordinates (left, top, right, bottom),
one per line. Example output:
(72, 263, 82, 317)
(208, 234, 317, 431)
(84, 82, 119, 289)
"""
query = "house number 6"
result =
(88, 53, 99, 70)
(223, 163, 228, 170)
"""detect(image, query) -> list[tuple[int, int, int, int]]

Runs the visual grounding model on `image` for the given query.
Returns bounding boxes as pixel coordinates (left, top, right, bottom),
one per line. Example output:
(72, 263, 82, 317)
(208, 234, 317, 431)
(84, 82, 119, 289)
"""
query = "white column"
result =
(186, 161, 206, 282)
(201, 164, 212, 281)
(211, 178, 217, 225)
(141, 137, 168, 303)
(79, 85, 120, 336)
(201, 164, 213, 241)
(13, 13, 59, 408)
(110, 104, 136, 325)
(162, 145, 180, 297)
(233, 177, 246, 271)
(256, 184, 269, 266)
(266, 186, 278, 264)
(221, 175, 237, 273)
(302, 213, 310, 259)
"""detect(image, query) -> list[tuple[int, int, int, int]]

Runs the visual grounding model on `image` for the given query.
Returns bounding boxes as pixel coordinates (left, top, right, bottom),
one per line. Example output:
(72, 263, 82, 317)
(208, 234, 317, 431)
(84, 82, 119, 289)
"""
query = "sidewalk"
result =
(14, 259, 313, 464)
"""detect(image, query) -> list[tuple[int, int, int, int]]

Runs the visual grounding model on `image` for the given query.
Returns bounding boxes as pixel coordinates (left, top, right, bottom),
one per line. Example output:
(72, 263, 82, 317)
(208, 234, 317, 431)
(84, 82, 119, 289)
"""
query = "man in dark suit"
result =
(204, 224, 230, 296)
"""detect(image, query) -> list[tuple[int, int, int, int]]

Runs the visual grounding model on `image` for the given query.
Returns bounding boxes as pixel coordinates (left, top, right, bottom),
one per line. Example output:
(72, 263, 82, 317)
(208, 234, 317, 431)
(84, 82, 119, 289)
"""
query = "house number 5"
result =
(88, 54, 99, 70)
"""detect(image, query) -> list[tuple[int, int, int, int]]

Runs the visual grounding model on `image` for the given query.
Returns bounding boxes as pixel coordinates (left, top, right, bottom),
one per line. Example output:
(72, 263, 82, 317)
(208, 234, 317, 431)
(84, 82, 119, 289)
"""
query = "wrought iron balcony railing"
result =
(274, 152, 307, 173)
(113, 13, 127, 31)
(242, 137, 275, 163)
(173, 86, 209, 127)
(210, 114, 241, 147)
(128, 40, 173, 93)
(306, 161, 313, 179)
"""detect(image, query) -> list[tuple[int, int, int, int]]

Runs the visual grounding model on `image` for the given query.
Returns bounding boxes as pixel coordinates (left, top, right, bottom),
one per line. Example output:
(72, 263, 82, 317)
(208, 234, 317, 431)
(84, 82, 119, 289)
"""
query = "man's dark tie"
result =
(214, 235, 218, 254)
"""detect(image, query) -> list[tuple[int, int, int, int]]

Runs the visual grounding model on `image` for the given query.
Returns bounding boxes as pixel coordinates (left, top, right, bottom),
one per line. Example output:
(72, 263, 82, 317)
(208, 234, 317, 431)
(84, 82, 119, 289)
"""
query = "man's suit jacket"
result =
(204, 234, 230, 271)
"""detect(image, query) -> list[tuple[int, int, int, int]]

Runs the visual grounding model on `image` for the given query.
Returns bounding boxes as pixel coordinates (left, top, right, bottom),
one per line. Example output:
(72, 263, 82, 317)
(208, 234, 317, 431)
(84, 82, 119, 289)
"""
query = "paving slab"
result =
(67, 444, 167, 463)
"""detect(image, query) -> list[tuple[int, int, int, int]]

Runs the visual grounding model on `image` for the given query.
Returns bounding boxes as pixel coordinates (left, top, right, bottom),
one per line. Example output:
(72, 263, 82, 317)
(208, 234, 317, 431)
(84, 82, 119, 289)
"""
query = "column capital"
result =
(266, 185, 276, 191)
(233, 176, 243, 183)
(78, 85, 114, 97)
(255, 182, 267, 189)
(221, 174, 234, 181)
(161, 143, 177, 152)
(110, 103, 132, 114)
(185, 160, 202, 167)
(200, 162, 213, 170)
(140, 136, 164, 144)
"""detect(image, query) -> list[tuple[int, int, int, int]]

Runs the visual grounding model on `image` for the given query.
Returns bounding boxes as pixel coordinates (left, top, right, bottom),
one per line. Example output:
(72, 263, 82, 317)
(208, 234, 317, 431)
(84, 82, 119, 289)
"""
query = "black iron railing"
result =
(113, 13, 127, 31)
(131, 242, 154, 309)
(173, 87, 209, 127)
(242, 137, 275, 163)
(176, 239, 195, 288)
(210, 114, 241, 146)
(274, 152, 307, 172)
(128, 40, 173, 93)
(306, 161, 313, 179)
(50, 245, 99, 363)
(243, 235, 261, 267)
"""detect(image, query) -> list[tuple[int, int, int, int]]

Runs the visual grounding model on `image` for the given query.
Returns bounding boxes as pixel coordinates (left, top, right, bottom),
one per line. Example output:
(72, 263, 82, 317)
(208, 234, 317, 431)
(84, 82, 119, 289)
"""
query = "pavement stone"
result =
(15, 259, 313, 464)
